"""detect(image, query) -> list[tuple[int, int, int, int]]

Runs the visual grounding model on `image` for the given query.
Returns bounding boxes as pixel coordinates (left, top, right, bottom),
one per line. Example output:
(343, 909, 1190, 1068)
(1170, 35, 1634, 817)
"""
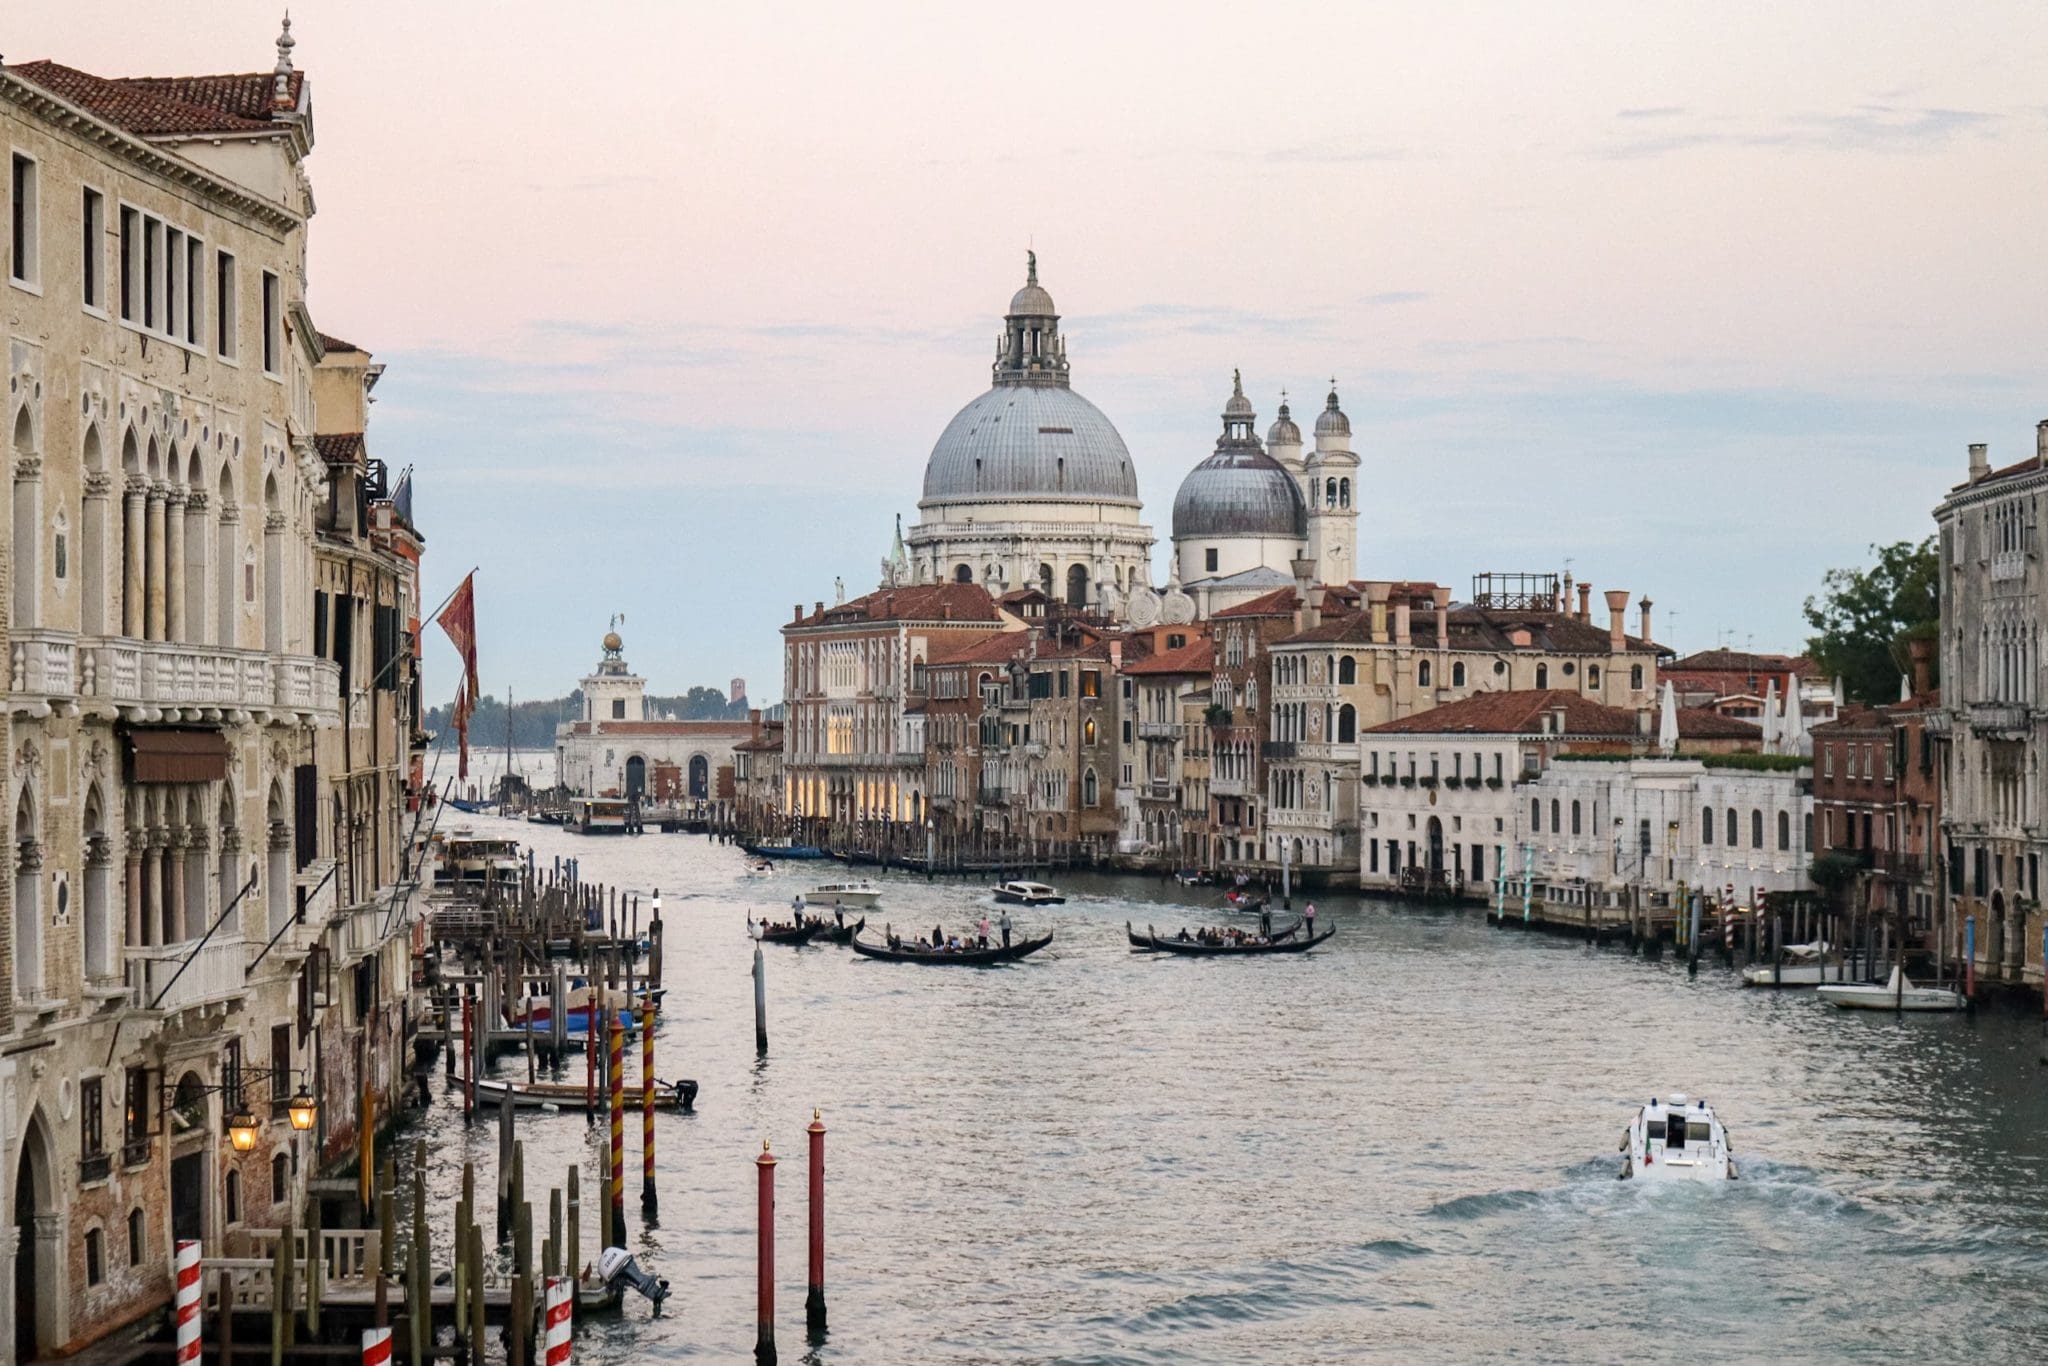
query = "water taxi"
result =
(566, 796, 632, 835)
(435, 833, 523, 890)
(1619, 1093, 1736, 1181)
(991, 880, 1065, 906)
(803, 880, 882, 909)
(1742, 940, 1850, 987)
(1816, 965, 1965, 1012)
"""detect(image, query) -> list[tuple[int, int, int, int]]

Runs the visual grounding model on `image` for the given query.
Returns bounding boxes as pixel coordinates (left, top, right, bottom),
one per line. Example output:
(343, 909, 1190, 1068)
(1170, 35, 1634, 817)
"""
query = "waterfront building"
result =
(780, 582, 1017, 854)
(1934, 429, 2048, 988)
(0, 31, 425, 1359)
(552, 630, 751, 807)
(1114, 630, 1212, 867)
(1205, 586, 1300, 866)
(914, 629, 1016, 866)
(1358, 690, 1775, 906)
(1264, 573, 1665, 880)
(731, 710, 784, 838)
(979, 623, 1122, 861)
(1663, 647, 1835, 743)
(903, 257, 1154, 605)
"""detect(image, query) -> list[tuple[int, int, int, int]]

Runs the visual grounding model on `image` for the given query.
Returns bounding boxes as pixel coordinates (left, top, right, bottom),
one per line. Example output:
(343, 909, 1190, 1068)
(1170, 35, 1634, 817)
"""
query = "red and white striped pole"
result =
(173, 1238, 201, 1364)
(543, 1274, 573, 1364)
(361, 1325, 393, 1366)
(756, 1139, 778, 1364)
(609, 1009, 626, 1247)
(641, 993, 656, 1212)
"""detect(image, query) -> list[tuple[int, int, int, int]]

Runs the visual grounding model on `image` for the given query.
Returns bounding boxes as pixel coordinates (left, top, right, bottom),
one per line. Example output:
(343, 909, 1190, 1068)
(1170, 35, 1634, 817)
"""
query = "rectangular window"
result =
(143, 217, 159, 328)
(611, 699, 626, 719)
(224, 1037, 243, 1109)
(119, 207, 137, 319)
(1058, 670, 1070, 698)
(270, 1025, 292, 1120)
(1205, 548, 1219, 573)
(123, 1067, 150, 1164)
(1079, 670, 1100, 699)
(128, 1209, 145, 1265)
(81, 1076, 105, 1158)
(261, 269, 281, 373)
(81, 188, 104, 309)
(85, 1228, 104, 1286)
(216, 250, 237, 359)
(165, 227, 183, 338)
(185, 235, 203, 345)
(10, 153, 37, 286)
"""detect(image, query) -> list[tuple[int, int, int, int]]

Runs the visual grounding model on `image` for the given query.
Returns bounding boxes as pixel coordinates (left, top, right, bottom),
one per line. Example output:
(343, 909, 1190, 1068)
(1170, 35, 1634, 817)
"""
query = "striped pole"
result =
(641, 992, 656, 1211)
(173, 1238, 201, 1364)
(543, 1274, 573, 1364)
(361, 1325, 393, 1366)
(609, 1008, 626, 1246)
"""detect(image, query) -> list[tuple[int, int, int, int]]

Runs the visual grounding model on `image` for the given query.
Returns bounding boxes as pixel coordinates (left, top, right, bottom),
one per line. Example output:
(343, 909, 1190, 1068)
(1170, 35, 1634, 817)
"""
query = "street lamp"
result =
(227, 1106, 261, 1152)
(287, 1086, 318, 1133)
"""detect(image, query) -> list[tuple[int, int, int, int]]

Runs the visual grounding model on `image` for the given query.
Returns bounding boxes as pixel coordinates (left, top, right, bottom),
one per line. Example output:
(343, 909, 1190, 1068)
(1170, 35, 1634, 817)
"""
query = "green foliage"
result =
(1803, 537, 1939, 704)
(1807, 850, 1865, 900)
(423, 684, 749, 748)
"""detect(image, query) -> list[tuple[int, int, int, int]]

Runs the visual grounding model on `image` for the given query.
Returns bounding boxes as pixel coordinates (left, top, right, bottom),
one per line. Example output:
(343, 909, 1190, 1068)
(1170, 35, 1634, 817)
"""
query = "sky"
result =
(17, 3, 2048, 707)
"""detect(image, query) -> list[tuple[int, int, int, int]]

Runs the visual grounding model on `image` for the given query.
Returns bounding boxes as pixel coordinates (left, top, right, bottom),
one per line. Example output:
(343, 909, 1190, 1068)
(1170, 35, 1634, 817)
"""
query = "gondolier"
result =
(1304, 902, 1317, 937)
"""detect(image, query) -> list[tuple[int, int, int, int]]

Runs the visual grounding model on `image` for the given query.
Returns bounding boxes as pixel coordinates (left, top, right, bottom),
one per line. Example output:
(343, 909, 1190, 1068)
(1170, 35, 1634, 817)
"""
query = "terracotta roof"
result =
(924, 631, 1024, 667)
(795, 583, 1003, 628)
(1666, 650, 1820, 678)
(1364, 689, 1759, 743)
(1675, 707, 1765, 739)
(1212, 586, 1299, 618)
(318, 332, 363, 354)
(1121, 639, 1213, 675)
(314, 432, 364, 465)
(12, 61, 302, 138)
(1282, 604, 1660, 654)
(1953, 455, 2047, 494)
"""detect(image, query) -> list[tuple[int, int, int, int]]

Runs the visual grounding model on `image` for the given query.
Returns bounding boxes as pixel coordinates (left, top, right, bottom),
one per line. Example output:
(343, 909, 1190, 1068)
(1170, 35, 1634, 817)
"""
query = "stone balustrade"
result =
(8, 628, 340, 725)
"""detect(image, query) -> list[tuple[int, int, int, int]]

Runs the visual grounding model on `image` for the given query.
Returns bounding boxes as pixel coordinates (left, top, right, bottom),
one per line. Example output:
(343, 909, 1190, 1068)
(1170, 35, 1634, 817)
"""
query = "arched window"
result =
(1418, 660, 1432, 688)
(1777, 810, 1791, 851)
(15, 786, 41, 998)
(1325, 477, 1338, 508)
(1451, 662, 1465, 688)
(1587, 665, 1601, 689)
(1336, 704, 1355, 743)
(1535, 664, 1548, 689)
(1066, 563, 1089, 607)
(1082, 769, 1099, 806)
(1726, 808, 1738, 847)
(1083, 719, 1097, 746)
(1338, 656, 1356, 685)
(1339, 478, 1350, 507)
(1751, 809, 1764, 848)
(1550, 799, 1560, 833)
(1037, 564, 1053, 598)
(1571, 800, 1582, 836)
(954, 564, 973, 584)
(1702, 807, 1715, 843)
(272, 1152, 289, 1205)
(1531, 799, 1541, 831)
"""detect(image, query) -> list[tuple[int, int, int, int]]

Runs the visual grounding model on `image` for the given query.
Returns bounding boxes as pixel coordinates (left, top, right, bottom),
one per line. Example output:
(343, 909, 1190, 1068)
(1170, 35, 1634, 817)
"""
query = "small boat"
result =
(1618, 1093, 1736, 1181)
(566, 797, 633, 835)
(991, 880, 1064, 906)
(506, 983, 664, 1032)
(1173, 870, 1215, 887)
(1816, 965, 1965, 1012)
(470, 1076, 697, 1112)
(814, 916, 866, 945)
(1223, 891, 1269, 915)
(743, 843, 831, 861)
(1740, 941, 1888, 987)
(804, 880, 882, 909)
(851, 925, 1053, 965)
(748, 916, 822, 946)
(446, 797, 496, 815)
(1126, 922, 1332, 955)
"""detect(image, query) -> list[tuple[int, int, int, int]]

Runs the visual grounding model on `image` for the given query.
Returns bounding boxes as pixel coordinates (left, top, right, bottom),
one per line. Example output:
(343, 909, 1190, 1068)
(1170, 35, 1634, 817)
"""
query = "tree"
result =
(1802, 537, 1938, 704)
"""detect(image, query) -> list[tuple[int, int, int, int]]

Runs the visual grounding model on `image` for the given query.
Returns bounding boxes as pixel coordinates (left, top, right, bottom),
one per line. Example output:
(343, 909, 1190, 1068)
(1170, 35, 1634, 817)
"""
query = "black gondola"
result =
(815, 916, 866, 945)
(1126, 921, 1335, 954)
(850, 925, 1053, 965)
(748, 916, 823, 946)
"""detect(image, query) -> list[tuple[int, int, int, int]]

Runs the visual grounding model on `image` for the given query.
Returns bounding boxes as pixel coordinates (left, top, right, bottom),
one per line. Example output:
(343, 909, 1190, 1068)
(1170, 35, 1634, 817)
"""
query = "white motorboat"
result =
(1740, 940, 1867, 987)
(803, 880, 882, 909)
(1816, 965, 1965, 1012)
(1619, 1093, 1736, 1181)
(991, 880, 1065, 906)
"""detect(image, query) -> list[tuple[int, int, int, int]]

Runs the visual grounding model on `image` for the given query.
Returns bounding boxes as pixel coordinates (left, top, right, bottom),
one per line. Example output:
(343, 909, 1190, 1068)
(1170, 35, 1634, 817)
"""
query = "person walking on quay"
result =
(999, 910, 1013, 948)
(1304, 901, 1317, 938)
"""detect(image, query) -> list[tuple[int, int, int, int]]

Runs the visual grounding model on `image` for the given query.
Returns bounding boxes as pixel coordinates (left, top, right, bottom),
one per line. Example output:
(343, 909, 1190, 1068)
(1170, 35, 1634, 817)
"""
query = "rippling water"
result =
(397, 816, 2048, 1363)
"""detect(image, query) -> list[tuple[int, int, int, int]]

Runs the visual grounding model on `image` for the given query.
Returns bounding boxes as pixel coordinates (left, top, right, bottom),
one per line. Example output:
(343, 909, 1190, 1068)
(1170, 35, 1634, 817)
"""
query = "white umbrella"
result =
(1658, 681, 1679, 756)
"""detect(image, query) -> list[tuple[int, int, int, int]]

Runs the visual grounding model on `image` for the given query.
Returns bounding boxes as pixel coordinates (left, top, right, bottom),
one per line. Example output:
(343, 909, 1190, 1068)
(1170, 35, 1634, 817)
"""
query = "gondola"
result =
(748, 916, 823, 946)
(814, 916, 866, 945)
(1126, 919, 1302, 947)
(468, 1076, 697, 1112)
(850, 925, 1053, 965)
(1126, 921, 1335, 955)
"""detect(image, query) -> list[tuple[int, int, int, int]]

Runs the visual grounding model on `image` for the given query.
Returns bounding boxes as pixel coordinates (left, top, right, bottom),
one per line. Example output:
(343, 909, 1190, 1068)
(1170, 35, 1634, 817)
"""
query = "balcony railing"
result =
(125, 935, 248, 1014)
(1138, 722, 1180, 740)
(1968, 702, 2030, 737)
(10, 628, 340, 725)
(1261, 741, 1298, 760)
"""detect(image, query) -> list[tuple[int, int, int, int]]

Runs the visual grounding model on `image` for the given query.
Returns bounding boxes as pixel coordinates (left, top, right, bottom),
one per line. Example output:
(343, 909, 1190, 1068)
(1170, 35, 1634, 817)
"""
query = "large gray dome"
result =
(921, 384, 1139, 505)
(1174, 375, 1307, 539)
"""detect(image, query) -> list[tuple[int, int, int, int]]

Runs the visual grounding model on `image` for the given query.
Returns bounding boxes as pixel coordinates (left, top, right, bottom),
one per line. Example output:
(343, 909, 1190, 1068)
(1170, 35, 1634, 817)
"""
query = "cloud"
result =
(1616, 106, 1689, 120)
(1595, 102, 2004, 158)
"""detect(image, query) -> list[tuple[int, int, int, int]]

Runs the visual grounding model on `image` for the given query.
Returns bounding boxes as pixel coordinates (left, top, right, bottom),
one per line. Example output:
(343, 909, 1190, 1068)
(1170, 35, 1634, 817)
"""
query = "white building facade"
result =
(553, 632, 750, 802)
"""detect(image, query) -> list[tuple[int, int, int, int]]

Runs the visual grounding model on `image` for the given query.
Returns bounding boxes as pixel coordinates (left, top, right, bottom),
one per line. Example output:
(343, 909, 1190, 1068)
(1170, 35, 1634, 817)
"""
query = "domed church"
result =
(903, 255, 1157, 608)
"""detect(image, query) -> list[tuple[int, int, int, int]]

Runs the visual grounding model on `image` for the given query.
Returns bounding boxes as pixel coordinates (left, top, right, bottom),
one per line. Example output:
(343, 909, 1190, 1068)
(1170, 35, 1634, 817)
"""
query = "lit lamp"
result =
(226, 1106, 260, 1153)
(287, 1087, 318, 1133)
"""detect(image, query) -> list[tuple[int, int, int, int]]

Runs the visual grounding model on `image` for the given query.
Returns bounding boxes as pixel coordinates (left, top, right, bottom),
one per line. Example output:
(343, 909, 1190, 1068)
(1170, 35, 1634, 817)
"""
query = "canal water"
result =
(399, 815, 2048, 1363)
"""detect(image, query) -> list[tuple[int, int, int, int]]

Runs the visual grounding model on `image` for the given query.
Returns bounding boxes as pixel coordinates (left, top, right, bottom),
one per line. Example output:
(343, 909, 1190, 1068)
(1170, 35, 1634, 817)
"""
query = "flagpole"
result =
(423, 566, 481, 631)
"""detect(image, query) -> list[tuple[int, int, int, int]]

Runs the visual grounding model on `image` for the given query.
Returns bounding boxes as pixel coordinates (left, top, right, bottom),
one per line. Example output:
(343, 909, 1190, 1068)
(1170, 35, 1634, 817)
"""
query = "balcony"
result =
(1968, 702, 2030, 738)
(1261, 740, 1298, 760)
(125, 935, 249, 1016)
(9, 629, 340, 726)
(1138, 722, 1180, 740)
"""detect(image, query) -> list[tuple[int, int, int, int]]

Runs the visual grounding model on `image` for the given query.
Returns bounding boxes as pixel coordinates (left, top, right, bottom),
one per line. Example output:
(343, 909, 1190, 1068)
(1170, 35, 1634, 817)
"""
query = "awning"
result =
(125, 729, 232, 784)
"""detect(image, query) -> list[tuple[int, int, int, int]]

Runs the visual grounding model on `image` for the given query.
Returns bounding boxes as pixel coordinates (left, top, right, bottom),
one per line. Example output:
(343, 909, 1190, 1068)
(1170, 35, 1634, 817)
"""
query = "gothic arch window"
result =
(1535, 663, 1548, 689)
(1702, 807, 1715, 844)
(1751, 809, 1765, 848)
(1571, 800, 1582, 836)
(1726, 808, 1738, 848)
(1777, 810, 1791, 851)
(1083, 768, 1099, 807)
(15, 785, 42, 998)
(1550, 799, 1560, 833)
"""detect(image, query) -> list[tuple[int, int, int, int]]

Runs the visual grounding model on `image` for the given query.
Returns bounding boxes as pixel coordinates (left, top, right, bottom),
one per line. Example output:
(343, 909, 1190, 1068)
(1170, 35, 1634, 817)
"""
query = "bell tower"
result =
(1307, 384, 1359, 585)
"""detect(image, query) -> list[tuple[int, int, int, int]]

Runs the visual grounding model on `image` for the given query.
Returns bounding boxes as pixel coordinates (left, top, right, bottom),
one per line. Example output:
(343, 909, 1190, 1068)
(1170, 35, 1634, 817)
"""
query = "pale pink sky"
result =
(15, 3, 2048, 700)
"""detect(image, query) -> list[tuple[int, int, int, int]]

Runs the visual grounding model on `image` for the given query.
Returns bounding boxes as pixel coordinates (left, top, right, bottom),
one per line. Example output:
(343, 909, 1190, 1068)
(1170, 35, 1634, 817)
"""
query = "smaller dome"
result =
(1223, 368, 1254, 420)
(1009, 250, 1056, 317)
(1267, 396, 1301, 447)
(1315, 387, 1350, 438)
(602, 631, 623, 653)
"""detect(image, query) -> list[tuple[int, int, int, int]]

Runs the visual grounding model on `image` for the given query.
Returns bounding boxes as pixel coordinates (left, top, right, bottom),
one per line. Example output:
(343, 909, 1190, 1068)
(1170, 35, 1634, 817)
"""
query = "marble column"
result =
(145, 483, 168, 641)
(83, 471, 113, 637)
(164, 487, 187, 643)
(183, 490, 209, 647)
(125, 845, 145, 952)
(146, 827, 169, 945)
(165, 829, 188, 943)
(123, 475, 147, 638)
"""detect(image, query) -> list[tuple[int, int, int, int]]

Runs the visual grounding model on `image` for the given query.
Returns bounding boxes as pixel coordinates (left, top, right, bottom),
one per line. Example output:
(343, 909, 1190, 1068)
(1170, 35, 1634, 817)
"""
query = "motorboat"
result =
(742, 842, 830, 861)
(506, 982, 662, 1033)
(565, 797, 633, 835)
(1816, 965, 1965, 1012)
(991, 880, 1065, 906)
(1742, 940, 1854, 987)
(803, 880, 882, 909)
(1619, 1093, 1735, 1181)
(435, 833, 524, 890)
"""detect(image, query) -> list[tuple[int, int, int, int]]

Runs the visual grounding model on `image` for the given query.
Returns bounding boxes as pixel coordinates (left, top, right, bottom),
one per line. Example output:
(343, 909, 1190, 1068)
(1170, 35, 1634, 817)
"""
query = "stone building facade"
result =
(552, 631, 750, 806)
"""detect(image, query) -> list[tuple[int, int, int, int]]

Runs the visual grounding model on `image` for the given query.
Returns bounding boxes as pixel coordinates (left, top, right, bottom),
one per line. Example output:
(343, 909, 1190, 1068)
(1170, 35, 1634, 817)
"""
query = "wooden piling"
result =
(217, 1266, 235, 1366)
(377, 1188, 395, 1327)
(307, 1199, 323, 1336)
(467, 1221, 486, 1362)
(642, 988, 657, 1213)
(408, 1146, 427, 1366)
(566, 1166, 582, 1327)
(609, 1008, 627, 1247)
(548, 1187, 562, 1278)
(498, 1096, 516, 1242)
(754, 943, 769, 1055)
(514, 1196, 534, 1364)
(270, 1221, 291, 1366)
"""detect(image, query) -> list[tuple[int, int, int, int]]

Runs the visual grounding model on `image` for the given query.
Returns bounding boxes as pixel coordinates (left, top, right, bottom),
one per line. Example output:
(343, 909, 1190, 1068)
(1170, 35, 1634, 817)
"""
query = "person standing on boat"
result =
(1304, 901, 1317, 938)
(1259, 905, 1272, 937)
(978, 915, 991, 949)
(833, 904, 845, 929)
(999, 910, 1013, 948)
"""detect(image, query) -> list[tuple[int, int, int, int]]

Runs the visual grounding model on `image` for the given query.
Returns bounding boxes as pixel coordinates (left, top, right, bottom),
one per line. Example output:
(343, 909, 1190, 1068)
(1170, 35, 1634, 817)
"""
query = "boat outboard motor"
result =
(598, 1246, 671, 1314)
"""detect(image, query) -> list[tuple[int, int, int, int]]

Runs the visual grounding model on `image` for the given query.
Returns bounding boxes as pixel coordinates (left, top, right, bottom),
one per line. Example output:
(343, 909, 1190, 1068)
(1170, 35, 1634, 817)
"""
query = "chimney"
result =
(1393, 599, 1411, 646)
(1910, 638, 1932, 697)
(1969, 443, 1989, 482)
(1366, 581, 1391, 644)
(1431, 585, 1451, 650)
(1636, 707, 1652, 737)
(749, 707, 762, 741)
(1110, 639, 1124, 672)
(941, 602, 952, 620)
(793, 603, 803, 623)
(1604, 589, 1629, 652)
(1561, 571, 1575, 613)
(815, 600, 825, 618)
(1638, 597, 1653, 644)
(1028, 626, 1042, 659)
(1290, 557, 1317, 633)
(1576, 582, 1592, 623)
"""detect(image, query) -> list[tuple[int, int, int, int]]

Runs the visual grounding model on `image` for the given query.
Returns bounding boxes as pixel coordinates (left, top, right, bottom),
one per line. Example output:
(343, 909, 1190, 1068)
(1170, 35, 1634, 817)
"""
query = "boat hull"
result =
(851, 929, 1053, 965)
(805, 889, 881, 908)
(1127, 922, 1331, 954)
(1815, 984, 1964, 1011)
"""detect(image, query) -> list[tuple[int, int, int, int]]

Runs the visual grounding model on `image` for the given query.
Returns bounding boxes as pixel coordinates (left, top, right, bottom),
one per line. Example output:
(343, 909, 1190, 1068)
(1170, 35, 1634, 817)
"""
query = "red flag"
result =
(437, 573, 480, 700)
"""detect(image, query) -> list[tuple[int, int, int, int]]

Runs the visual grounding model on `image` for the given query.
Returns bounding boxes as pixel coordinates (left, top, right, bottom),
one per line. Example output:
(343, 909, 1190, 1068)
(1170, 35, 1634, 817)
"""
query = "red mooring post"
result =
(641, 994, 657, 1213)
(806, 1109, 826, 1336)
(756, 1140, 778, 1365)
(609, 1009, 627, 1247)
